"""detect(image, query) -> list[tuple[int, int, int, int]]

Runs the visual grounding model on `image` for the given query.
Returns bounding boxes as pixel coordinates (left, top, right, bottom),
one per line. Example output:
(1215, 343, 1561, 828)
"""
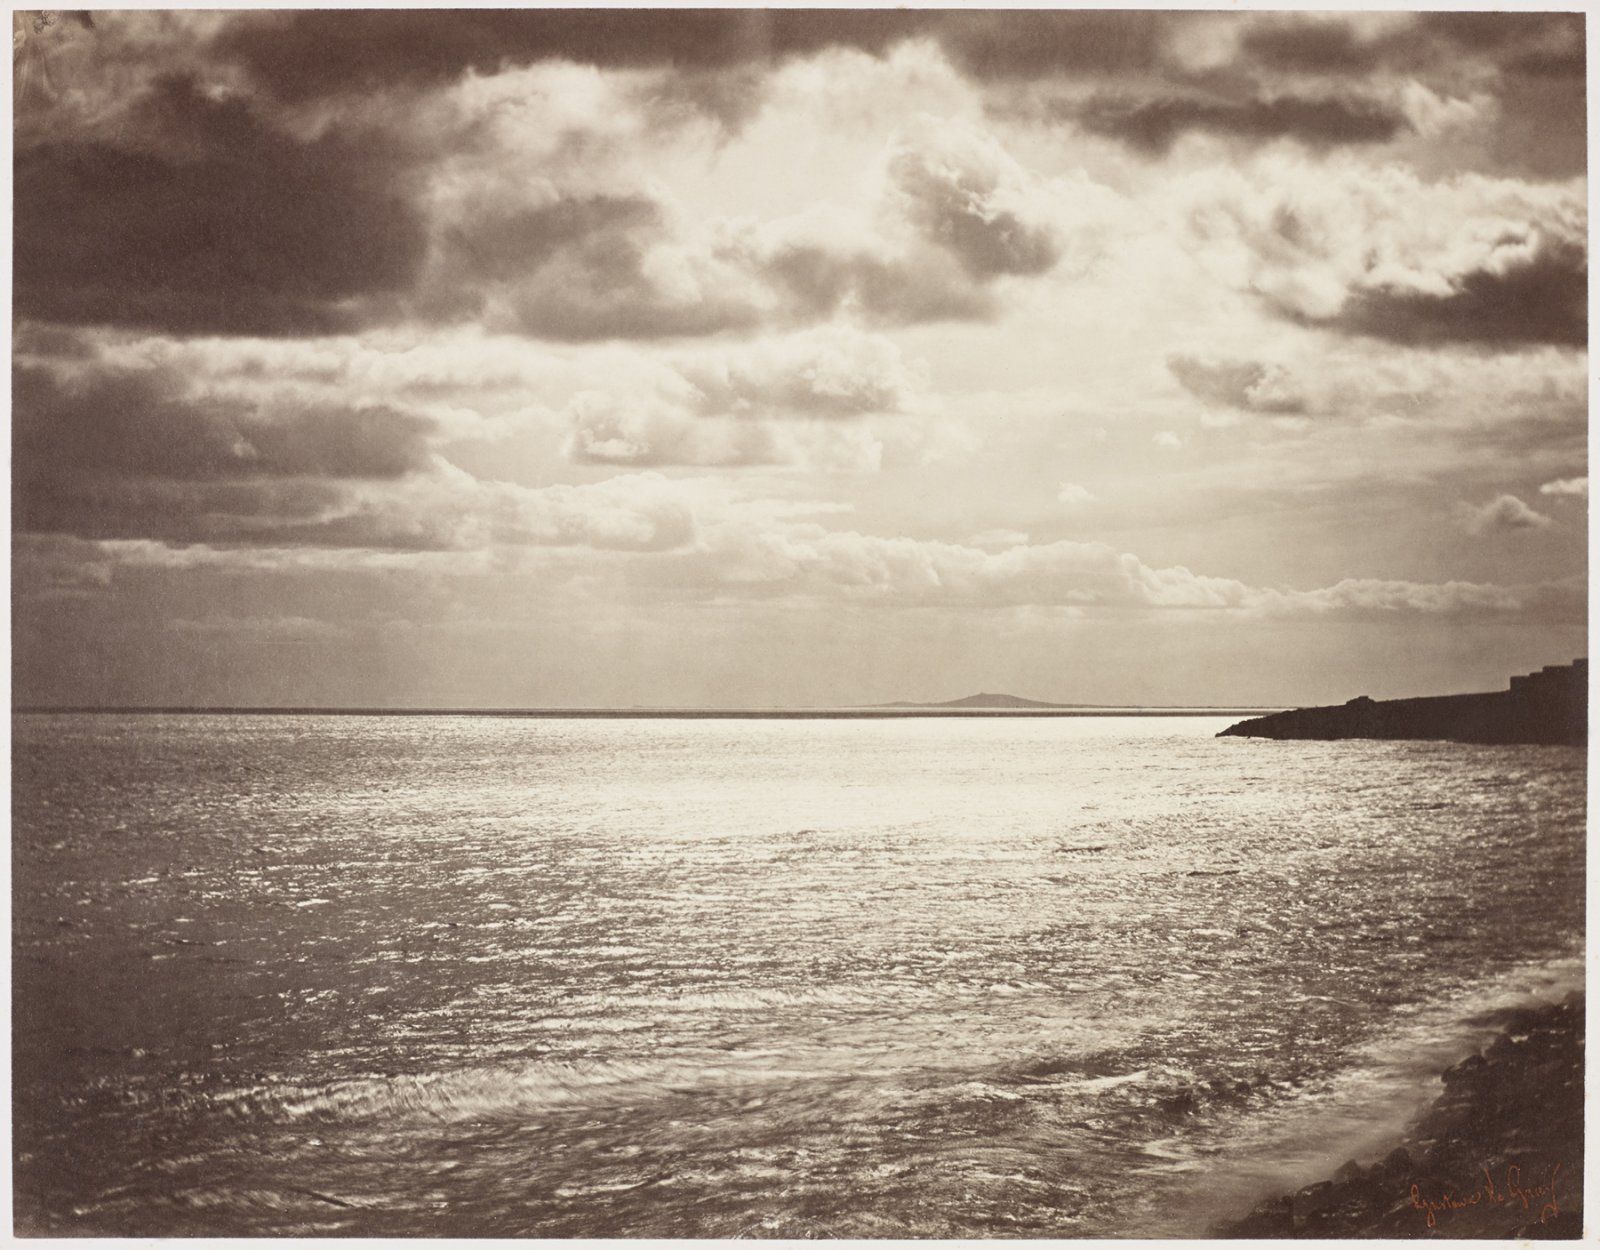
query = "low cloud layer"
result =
(35, 508, 1584, 632)
(1267, 575, 1581, 621)
(672, 521, 1582, 622)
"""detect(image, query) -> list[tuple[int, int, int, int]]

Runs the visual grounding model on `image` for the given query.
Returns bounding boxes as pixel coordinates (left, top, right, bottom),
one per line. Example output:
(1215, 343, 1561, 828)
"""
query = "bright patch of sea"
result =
(12, 713, 1584, 1236)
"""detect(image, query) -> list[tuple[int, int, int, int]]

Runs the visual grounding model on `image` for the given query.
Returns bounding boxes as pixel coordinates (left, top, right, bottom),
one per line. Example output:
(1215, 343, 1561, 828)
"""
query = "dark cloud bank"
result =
(213, 9, 1170, 99)
(13, 360, 437, 544)
(1078, 92, 1408, 154)
(13, 10, 1585, 346)
(15, 74, 426, 337)
(213, 9, 1581, 97)
(1331, 238, 1589, 349)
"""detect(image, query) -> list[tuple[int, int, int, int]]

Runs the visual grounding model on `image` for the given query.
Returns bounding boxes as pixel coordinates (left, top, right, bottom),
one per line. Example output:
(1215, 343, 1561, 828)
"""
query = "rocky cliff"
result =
(1218, 660, 1586, 747)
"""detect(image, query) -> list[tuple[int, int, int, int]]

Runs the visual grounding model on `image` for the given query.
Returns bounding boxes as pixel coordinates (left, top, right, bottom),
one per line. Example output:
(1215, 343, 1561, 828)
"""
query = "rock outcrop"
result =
(1219, 660, 1585, 747)
(1215, 995, 1583, 1238)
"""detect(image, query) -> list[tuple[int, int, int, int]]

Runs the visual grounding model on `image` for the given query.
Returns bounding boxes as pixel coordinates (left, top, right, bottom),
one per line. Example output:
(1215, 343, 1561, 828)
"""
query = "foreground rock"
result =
(1219, 660, 1585, 747)
(1214, 994, 1583, 1238)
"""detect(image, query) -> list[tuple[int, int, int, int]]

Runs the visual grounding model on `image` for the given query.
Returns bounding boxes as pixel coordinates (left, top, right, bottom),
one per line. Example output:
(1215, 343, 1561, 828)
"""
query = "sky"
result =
(10, 6, 1589, 708)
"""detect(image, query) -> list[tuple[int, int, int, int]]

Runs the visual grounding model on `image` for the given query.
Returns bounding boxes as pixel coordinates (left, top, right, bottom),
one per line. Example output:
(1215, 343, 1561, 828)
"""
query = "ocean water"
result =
(12, 713, 1585, 1237)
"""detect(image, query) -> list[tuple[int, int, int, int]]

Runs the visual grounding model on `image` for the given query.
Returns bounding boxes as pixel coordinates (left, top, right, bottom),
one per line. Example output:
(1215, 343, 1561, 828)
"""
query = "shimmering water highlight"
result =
(13, 713, 1583, 1236)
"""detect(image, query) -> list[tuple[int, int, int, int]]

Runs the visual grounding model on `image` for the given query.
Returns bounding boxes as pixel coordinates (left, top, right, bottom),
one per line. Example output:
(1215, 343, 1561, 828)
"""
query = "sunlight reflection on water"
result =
(12, 713, 1584, 1236)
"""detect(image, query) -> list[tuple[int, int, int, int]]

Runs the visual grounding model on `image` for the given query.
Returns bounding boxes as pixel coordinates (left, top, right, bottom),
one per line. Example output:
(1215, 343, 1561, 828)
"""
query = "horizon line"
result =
(12, 704, 1290, 719)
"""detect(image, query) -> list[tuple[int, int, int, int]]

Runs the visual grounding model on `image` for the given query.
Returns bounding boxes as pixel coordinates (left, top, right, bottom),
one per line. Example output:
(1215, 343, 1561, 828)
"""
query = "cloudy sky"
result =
(12, 6, 1588, 708)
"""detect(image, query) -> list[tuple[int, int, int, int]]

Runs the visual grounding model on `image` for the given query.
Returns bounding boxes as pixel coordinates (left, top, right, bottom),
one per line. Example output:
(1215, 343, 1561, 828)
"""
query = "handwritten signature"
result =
(1410, 1162, 1561, 1229)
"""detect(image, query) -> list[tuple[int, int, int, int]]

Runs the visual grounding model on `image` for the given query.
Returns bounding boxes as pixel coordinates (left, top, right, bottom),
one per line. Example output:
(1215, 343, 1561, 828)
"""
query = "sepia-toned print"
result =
(12, 6, 1586, 1239)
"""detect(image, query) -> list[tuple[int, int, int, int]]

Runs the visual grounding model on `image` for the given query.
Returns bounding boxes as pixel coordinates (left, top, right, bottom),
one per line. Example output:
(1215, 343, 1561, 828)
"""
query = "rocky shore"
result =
(1215, 994, 1583, 1238)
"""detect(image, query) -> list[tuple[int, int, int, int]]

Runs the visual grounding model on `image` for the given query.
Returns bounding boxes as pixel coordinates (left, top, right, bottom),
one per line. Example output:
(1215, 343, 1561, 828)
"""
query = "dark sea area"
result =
(12, 713, 1584, 1236)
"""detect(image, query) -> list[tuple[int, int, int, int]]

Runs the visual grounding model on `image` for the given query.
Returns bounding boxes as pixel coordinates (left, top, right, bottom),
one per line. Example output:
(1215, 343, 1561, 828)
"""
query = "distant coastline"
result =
(876, 691, 1082, 709)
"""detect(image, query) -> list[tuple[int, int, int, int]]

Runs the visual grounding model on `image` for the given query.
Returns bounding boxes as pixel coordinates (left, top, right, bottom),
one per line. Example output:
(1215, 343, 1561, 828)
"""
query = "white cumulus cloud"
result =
(1464, 493, 1554, 534)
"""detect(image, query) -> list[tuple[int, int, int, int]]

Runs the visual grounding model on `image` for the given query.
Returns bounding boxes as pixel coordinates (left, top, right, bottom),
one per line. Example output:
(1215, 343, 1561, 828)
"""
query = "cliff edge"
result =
(1218, 660, 1586, 747)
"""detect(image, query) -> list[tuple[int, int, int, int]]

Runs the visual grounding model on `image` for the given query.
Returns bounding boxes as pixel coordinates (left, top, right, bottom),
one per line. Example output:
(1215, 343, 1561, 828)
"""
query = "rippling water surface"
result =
(13, 713, 1584, 1236)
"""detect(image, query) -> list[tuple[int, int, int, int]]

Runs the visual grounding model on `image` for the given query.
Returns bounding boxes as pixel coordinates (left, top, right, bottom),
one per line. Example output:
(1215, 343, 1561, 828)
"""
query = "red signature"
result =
(1410, 1163, 1561, 1229)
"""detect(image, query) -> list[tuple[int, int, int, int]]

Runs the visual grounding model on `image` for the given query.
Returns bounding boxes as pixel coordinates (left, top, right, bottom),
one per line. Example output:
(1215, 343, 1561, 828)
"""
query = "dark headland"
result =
(1218, 660, 1586, 747)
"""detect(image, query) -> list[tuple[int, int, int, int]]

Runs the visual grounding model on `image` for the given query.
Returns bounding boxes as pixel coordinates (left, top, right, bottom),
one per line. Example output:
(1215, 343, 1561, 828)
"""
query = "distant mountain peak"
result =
(880, 692, 1072, 709)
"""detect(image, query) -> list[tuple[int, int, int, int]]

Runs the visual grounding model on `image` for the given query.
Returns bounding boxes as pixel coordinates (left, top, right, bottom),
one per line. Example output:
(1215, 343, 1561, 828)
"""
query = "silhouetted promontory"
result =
(1219, 660, 1586, 747)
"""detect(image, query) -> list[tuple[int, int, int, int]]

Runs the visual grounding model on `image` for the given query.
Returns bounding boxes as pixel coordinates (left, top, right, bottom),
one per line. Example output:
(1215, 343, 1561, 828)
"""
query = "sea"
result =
(11, 712, 1586, 1237)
